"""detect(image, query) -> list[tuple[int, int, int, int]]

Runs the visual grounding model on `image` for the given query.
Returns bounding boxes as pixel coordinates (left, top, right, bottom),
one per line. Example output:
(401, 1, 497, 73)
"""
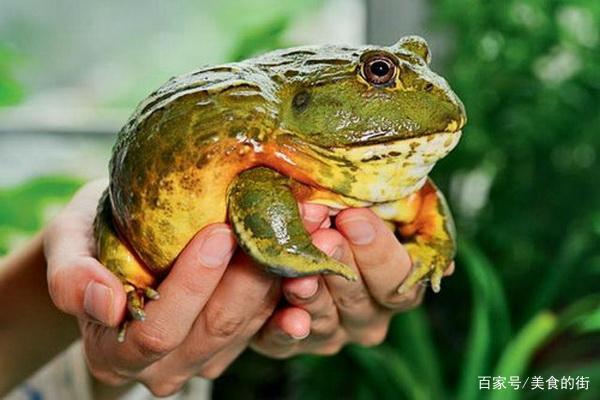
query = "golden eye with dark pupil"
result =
(362, 55, 396, 86)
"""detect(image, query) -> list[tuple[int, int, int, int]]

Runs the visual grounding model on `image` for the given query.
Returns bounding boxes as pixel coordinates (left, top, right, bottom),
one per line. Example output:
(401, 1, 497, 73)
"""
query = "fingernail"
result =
(301, 204, 326, 223)
(329, 246, 343, 260)
(277, 327, 309, 341)
(291, 278, 319, 300)
(340, 217, 375, 245)
(290, 331, 310, 340)
(287, 319, 310, 340)
(84, 281, 113, 325)
(198, 228, 235, 268)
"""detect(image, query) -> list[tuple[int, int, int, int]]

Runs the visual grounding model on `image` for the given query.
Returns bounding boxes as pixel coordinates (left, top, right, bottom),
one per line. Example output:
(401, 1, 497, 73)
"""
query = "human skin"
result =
(252, 205, 455, 357)
(0, 233, 78, 396)
(0, 179, 452, 397)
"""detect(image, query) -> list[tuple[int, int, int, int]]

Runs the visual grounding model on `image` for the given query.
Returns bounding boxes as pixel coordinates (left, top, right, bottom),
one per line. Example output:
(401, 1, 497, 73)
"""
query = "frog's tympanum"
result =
(95, 36, 466, 340)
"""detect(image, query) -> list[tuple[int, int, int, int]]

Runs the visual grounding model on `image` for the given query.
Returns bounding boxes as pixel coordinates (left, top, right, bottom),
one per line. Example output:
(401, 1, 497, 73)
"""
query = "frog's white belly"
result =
(331, 131, 461, 202)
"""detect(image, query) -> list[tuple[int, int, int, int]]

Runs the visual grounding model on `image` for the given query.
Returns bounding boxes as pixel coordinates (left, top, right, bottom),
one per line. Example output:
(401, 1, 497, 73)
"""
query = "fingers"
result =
(157, 251, 280, 375)
(134, 224, 235, 341)
(86, 224, 236, 374)
(313, 229, 390, 346)
(45, 181, 126, 327)
(299, 203, 330, 232)
(284, 230, 345, 339)
(255, 228, 387, 357)
(47, 254, 127, 327)
(251, 307, 311, 358)
(336, 208, 414, 309)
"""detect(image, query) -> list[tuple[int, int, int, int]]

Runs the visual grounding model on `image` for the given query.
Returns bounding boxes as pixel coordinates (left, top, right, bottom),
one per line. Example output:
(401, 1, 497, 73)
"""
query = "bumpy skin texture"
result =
(95, 36, 466, 327)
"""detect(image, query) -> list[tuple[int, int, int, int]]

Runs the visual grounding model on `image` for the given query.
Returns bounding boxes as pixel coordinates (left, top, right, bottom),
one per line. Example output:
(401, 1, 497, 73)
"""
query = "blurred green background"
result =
(0, 0, 598, 399)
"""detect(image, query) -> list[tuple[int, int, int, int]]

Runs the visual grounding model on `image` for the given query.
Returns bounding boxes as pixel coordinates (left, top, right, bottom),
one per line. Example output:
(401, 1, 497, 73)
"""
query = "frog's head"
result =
(279, 36, 466, 148)
(274, 36, 467, 201)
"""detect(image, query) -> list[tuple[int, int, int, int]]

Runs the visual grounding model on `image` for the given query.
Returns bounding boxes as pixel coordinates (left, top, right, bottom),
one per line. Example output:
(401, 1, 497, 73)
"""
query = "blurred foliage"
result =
(216, 0, 322, 61)
(1, 0, 598, 399)
(0, 176, 82, 255)
(215, 0, 600, 399)
(0, 42, 24, 106)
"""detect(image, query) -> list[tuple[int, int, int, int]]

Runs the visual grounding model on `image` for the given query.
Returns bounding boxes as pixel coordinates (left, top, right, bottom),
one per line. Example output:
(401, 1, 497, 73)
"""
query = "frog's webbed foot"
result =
(228, 167, 357, 281)
(117, 285, 161, 342)
(124, 285, 161, 321)
(95, 189, 158, 342)
(391, 180, 456, 295)
(397, 244, 448, 294)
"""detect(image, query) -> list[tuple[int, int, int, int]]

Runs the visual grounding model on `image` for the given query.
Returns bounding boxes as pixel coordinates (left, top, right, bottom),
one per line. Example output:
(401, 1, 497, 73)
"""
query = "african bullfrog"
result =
(95, 36, 466, 339)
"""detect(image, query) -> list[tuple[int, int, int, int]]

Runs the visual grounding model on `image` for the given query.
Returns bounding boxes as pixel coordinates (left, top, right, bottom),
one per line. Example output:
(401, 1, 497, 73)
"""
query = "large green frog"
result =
(95, 36, 466, 338)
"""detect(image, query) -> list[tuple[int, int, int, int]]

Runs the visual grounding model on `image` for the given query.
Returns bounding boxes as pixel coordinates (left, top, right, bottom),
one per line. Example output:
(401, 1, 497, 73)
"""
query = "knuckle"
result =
(205, 306, 246, 339)
(87, 366, 127, 386)
(245, 310, 274, 336)
(384, 286, 424, 309)
(198, 364, 227, 380)
(48, 266, 64, 304)
(315, 341, 344, 356)
(47, 267, 69, 311)
(335, 289, 371, 311)
(356, 327, 388, 347)
(131, 326, 178, 358)
(310, 314, 338, 337)
(250, 341, 297, 360)
(146, 380, 185, 398)
(177, 275, 206, 298)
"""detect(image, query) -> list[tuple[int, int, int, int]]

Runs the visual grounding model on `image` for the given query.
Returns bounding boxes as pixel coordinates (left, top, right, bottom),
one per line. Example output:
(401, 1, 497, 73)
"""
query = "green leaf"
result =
(347, 345, 429, 400)
(456, 239, 511, 400)
(0, 176, 83, 255)
(491, 295, 600, 400)
(525, 231, 593, 321)
(388, 309, 444, 398)
(491, 312, 558, 400)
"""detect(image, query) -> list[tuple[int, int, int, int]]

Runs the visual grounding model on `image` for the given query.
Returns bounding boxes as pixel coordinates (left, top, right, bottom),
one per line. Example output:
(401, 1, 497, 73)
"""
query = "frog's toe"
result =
(127, 289, 146, 321)
(397, 260, 446, 295)
(124, 284, 161, 321)
(430, 267, 444, 293)
(118, 284, 160, 342)
(144, 287, 160, 300)
(117, 321, 129, 343)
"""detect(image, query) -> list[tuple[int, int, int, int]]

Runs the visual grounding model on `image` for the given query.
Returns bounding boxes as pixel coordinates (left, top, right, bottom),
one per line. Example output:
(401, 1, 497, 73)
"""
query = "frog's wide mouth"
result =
(324, 113, 466, 149)
(328, 130, 462, 164)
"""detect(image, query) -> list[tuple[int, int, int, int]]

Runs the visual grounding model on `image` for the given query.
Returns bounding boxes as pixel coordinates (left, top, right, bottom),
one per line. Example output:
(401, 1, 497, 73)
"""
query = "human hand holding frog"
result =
(45, 180, 453, 396)
(253, 203, 454, 357)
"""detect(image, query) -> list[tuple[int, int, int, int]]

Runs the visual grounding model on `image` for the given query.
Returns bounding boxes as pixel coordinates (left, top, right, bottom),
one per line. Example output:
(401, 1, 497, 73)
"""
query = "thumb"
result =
(47, 255, 127, 327)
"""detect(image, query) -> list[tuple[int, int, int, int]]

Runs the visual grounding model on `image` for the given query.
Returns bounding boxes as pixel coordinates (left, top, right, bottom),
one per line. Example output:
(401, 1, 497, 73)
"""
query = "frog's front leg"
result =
(371, 179, 456, 294)
(228, 167, 357, 281)
(95, 190, 158, 341)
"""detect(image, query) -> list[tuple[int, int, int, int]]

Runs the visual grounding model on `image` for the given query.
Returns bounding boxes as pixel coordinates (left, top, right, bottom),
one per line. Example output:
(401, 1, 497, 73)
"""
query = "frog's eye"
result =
(360, 53, 397, 87)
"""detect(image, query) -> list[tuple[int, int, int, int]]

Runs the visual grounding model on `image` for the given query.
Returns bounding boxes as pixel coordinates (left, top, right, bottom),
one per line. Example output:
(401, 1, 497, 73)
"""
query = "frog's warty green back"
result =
(106, 36, 466, 274)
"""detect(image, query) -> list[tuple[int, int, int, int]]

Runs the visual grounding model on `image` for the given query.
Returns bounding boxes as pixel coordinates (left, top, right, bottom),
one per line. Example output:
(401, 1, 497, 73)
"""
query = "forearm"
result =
(0, 233, 79, 395)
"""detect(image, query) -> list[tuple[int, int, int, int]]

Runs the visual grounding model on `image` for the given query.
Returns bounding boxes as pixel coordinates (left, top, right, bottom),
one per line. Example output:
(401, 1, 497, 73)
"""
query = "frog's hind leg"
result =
(94, 189, 157, 341)
(372, 179, 456, 294)
(227, 167, 357, 281)
(397, 180, 455, 294)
